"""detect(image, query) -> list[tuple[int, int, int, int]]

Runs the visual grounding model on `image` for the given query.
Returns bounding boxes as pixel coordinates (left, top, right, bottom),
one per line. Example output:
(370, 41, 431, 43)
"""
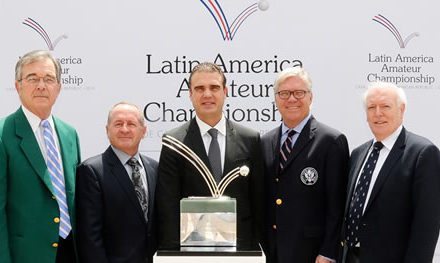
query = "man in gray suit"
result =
(76, 102, 158, 263)
(341, 82, 440, 263)
(156, 62, 264, 250)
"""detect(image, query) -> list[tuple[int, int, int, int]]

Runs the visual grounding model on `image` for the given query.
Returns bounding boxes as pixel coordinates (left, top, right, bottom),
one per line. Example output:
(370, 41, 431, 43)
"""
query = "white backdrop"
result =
(1, 0, 439, 259)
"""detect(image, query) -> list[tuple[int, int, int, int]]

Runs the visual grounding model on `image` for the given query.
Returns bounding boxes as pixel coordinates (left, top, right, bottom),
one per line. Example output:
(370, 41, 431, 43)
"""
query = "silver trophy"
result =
(162, 135, 249, 247)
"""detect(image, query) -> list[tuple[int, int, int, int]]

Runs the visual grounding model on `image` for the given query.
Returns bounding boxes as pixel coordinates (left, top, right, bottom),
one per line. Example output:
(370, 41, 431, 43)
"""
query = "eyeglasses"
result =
(276, 90, 309, 100)
(20, 75, 57, 86)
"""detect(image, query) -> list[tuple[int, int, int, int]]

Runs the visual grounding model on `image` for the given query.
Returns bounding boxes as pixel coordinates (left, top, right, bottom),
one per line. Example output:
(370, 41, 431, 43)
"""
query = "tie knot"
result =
(373, 141, 384, 151)
(287, 129, 296, 138)
(127, 157, 139, 168)
(208, 128, 218, 139)
(41, 119, 50, 129)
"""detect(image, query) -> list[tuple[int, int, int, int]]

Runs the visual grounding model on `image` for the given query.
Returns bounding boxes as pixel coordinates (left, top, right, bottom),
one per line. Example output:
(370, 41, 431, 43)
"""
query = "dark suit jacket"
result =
(76, 146, 158, 263)
(341, 128, 440, 263)
(156, 118, 264, 249)
(261, 116, 349, 263)
(0, 107, 81, 263)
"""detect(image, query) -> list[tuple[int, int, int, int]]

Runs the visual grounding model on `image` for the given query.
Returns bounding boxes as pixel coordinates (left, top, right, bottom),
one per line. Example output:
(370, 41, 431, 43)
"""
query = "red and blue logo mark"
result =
(200, 0, 269, 41)
(372, 14, 419, 49)
(22, 17, 67, 50)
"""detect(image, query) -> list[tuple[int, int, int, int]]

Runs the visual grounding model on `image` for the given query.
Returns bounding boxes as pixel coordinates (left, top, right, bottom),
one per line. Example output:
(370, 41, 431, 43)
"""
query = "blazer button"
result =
(51, 196, 56, 200)
(275, 178, 279, 182)
(272, 224, 277, 230)
(53, 217, 60, 223)
(52, 242, 58, 248)
(276, 199, 282, 205)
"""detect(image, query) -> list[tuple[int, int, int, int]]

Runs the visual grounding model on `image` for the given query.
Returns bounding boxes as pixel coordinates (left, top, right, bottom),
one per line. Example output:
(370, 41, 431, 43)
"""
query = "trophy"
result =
(162, 135, 249, 248)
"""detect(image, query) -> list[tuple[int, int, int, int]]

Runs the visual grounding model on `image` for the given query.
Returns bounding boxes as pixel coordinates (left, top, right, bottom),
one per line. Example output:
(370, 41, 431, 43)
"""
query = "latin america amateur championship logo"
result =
(372, 14, 419, 48)
(200, 0, 270, 40)
(22, 17, 89, 90)
(23, 17, 68, 50)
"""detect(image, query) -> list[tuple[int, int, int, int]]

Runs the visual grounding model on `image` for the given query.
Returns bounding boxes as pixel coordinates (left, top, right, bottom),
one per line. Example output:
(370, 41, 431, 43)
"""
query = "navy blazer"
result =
(261, 116, 349, 263)
(342, 128, 440, 263)
(76, 146, 158, 263)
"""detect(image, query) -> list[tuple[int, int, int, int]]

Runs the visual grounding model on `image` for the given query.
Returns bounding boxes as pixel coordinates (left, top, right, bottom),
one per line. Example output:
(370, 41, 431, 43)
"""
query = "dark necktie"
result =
(208, 128, 222, 183)
(345, 141, 383, 247)
(279, 129, 296, 171)
(127, 158, 149, 222)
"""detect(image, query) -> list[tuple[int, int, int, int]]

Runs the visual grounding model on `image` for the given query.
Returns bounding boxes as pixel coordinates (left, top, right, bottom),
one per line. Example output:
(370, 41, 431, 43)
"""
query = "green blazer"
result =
(0, 107, 81, 263)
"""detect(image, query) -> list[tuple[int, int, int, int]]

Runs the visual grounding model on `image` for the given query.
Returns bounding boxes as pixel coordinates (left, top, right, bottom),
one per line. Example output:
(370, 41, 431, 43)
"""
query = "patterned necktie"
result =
(279, 129, 296, 171)
(208, 128, 222, 183)
(345, 141, 383, 247)
(127, 158, 149, 222)
(41, 120, 71, 238)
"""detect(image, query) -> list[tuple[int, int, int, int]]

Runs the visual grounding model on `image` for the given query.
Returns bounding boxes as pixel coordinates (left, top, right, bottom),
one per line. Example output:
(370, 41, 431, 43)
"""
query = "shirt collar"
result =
(281, 113, 312, 136)
(373, 125, 403, 151)
(195, 114, 227, 137)
(21, 105, 55, 132)
(111, 145, 143, 168)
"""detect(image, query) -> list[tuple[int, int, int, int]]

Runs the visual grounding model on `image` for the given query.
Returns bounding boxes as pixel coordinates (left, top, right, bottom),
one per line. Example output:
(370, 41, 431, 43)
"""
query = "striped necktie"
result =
(41, 119, 71, 238)
(279, 129, 296, 171)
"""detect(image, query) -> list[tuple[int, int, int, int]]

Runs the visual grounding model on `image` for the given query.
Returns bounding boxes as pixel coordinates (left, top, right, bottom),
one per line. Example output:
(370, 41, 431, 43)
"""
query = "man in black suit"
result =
(156, 62, 264, 249)
(261, 67, 349, 263)
(341, 82, 440, 263)
(76, 102, 158, 263)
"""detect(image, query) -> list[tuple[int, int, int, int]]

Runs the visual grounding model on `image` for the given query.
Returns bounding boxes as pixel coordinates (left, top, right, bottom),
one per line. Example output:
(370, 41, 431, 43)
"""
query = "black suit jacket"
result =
(76, 146, 158, 263)
(341, 128, 440, 263)
(261, 116, 349, 263)
(156, 118, 264, 249)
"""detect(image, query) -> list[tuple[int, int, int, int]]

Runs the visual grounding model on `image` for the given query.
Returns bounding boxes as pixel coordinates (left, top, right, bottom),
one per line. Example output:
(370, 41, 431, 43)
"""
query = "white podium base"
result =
(154, 247, 265, 263)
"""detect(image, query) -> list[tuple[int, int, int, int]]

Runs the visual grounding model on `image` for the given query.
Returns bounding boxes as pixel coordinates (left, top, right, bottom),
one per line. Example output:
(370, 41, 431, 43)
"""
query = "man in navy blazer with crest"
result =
(341, 82, 440, 263)
(76, 102, 158, 263)
(262, 67, 349, 263)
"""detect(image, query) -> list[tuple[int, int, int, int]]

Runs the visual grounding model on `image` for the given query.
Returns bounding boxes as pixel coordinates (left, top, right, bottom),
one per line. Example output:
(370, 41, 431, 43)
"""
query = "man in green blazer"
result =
(0, 50, 81, 263)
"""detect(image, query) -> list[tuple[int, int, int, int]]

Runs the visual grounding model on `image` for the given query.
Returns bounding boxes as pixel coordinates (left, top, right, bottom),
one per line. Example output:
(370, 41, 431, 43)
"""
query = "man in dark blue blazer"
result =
(261, 67, 349, 263)
(76, 102, 158, 263)
(341, 82, 440, 263)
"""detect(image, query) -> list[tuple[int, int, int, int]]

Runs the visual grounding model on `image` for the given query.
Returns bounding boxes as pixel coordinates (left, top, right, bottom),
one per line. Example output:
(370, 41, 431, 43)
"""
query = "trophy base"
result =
(180, 196, 236, 247)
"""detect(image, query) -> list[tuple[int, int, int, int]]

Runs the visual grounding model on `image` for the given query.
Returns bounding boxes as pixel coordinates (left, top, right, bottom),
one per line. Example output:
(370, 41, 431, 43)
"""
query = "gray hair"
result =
(363, 81, 407, 109)
(107, 102, 146, 127)
(274, 66, 312, 93)
(15, 50, 62, 83)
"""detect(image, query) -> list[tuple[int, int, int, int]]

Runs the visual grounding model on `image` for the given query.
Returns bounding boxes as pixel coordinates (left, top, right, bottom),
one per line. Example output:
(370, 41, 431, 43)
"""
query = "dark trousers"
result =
(56, 233, 76, 263)
(345, 247, 360, 263)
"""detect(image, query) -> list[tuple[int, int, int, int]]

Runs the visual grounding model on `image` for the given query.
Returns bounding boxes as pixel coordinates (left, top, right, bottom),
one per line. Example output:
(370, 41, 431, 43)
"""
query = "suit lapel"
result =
(364, 129, 406, 213)
(281, 117, 315, 174)
(105, 147, 146, 223)
(14, 108, 52, 192)
(344, 142, 371, 211)
(224, 120, 239, 176)
(141, 155, 157, 222)
(269, 126, 282, 175)
(53, 117, 76, 194)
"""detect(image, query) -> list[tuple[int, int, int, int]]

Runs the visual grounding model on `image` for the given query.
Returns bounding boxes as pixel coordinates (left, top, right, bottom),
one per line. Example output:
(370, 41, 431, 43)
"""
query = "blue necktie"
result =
(279, 129, 296, 171)
(41, 119, 71, 238)
(345, 141, 383, 247)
